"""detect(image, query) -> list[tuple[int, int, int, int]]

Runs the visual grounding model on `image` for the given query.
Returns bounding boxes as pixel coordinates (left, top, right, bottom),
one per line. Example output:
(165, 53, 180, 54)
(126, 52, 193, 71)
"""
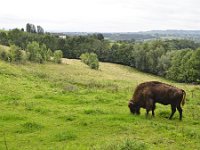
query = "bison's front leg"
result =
(146, 99, 154, 118)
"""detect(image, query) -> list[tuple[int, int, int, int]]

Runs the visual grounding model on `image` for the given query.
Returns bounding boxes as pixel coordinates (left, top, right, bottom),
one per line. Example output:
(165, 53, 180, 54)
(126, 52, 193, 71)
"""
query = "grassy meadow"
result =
(0, 58, 200, 150)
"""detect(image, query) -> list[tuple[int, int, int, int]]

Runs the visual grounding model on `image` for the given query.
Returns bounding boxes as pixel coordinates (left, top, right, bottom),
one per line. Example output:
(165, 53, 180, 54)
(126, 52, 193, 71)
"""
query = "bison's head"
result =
(128, 100, 140, 115)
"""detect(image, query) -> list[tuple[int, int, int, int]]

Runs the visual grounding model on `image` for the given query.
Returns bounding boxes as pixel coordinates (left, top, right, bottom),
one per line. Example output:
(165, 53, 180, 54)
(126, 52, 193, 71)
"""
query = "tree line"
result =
(0, 41, 63, 64)
(0, 27, 200, 83)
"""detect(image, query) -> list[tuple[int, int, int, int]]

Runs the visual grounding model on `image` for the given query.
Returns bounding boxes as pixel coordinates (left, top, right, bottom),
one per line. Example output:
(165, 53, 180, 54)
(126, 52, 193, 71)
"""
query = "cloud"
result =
(0, 0, 200, 32)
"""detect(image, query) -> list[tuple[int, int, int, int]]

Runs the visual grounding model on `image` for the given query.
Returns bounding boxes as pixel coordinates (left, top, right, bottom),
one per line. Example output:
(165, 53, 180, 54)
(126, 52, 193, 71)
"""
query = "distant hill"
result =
(52, 30, 200, 42)
(104, 30, 200, 42)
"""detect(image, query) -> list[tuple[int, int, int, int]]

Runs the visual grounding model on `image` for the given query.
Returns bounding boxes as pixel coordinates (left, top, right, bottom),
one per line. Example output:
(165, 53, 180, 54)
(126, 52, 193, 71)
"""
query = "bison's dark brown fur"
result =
(128, 81, 186, 120)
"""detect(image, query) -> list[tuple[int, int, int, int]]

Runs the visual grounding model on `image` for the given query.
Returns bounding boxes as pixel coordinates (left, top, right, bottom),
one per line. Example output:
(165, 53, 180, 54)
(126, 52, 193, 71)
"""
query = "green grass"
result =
(0, 58, 200, 150)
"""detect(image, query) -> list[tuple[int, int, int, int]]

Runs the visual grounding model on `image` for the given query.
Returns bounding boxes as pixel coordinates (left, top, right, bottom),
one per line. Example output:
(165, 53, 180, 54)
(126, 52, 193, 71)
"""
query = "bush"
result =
(0, 45, 27, 63)
(26, 41, 52, 63)
(54, 50, 63, 63)
(0, 47, 9, 61)
(9, 45, 24, 63)
(80, 52, 99, 70)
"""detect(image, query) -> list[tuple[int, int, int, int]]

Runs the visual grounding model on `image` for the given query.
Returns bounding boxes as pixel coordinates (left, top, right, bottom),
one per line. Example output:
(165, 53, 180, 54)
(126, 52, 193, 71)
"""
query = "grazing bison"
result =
(128, 81, 186, 120)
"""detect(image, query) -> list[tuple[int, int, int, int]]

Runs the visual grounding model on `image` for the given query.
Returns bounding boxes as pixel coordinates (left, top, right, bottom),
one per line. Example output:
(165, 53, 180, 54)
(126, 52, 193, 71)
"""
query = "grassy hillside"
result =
(0, 59, 199, 150)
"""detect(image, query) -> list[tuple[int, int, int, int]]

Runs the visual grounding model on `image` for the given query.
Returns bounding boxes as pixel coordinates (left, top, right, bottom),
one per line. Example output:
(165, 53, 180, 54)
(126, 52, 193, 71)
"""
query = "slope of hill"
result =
(0, 59, 199, 150)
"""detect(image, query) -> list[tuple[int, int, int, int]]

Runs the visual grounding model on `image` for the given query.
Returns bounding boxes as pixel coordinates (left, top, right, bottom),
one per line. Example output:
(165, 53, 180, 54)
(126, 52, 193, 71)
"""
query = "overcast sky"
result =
(1, 0, 200, 32)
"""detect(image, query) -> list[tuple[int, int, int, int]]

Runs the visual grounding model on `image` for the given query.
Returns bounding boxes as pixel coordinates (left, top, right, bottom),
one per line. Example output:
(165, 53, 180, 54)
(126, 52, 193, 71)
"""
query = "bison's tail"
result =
(181, 90, 186, 106)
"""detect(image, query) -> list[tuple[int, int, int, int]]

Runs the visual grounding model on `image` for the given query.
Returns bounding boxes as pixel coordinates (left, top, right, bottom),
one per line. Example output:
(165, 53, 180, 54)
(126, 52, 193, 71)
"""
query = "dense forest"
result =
(0, 24, 200, 83)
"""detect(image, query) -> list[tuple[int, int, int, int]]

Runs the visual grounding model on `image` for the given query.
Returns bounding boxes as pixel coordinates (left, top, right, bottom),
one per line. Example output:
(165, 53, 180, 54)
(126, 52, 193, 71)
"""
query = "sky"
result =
(1, 0, 200, 32)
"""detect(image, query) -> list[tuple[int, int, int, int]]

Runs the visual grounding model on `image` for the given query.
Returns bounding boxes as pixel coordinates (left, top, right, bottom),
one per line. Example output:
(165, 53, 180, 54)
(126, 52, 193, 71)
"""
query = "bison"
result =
(128, 81, 186, 120)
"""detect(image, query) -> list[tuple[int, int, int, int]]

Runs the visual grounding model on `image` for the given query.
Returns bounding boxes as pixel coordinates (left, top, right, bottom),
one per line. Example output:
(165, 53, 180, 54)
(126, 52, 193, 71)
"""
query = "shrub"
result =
(80, 52, 99, 70)
(9, 45, 24, 63)
(80, 52, 90, 65)
(26, 41, 52, 63)
(0, 47, 9, 61)
(53, 50, 63, 63)
(0, 45, 27, 63)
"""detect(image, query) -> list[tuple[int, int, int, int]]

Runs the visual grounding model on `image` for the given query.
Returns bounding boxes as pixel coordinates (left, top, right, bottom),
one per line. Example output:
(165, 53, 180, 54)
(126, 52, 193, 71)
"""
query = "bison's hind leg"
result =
(169, 105, 176, 120)
(177, 105, 183, 120)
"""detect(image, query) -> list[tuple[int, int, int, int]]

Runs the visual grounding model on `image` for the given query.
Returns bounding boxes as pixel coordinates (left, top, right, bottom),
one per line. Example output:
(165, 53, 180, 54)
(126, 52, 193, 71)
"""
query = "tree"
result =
(109, 43, 119, 62)
(146, 46, 165, 73)
(46, 48, 53, 61)
(0, 46, 9, 61)
(39, 44, 48, 62)
(157, 51, 175, 76)
(166, 49, 192, 82)
(0, 32, 8, 45)
(9, 45, 21, 62)
(26, 41, 41, 63)
(37, 26, 44, 34)
(26, 23, 36, 33)
(133, 44, 148, 71)
(186, 48, 200, 82)
(26, 23, 31, 33)
(7, 29, 24, 47)
(96, 33, 104, 40)
(42, 34, 58, 50)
